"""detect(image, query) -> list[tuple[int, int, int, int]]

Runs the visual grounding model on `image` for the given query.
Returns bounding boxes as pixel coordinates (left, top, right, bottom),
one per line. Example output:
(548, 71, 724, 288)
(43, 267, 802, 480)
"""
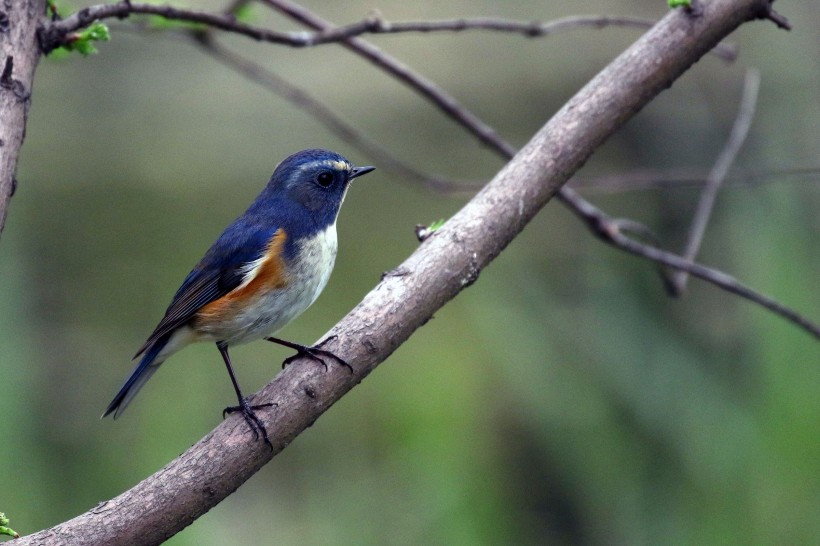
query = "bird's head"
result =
(259, 149, 374, 228)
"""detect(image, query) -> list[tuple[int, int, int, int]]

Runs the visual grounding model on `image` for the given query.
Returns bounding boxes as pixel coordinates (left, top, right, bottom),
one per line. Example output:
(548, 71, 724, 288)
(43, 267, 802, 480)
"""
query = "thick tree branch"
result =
(191, 32, 819, 339)
(265, 0, 817, 337)
(15, 1, 787, 543)
(0, 1, 45, 235)
(35, 1, 813, 337)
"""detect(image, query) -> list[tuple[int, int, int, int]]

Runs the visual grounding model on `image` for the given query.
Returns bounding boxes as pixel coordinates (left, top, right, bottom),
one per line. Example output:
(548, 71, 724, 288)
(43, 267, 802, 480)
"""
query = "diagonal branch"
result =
(35, 2, 812, 339)
(262, 0, 521, 156)
(192, 34, 480, 194)
(265, 0, 817, 338)
(558, 185, 820, 339)
(15, 1, 791, 543)
(191, 31, 819, 340)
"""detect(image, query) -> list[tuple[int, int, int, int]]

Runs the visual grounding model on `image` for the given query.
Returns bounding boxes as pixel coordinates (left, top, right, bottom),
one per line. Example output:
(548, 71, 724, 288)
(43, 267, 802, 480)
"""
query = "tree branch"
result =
(192, 34, 480, 194)
(570, 166, 820, 193)
(308, 14, 737, 61)
(0, 1, 45, 235)
(557, 185, 820, 339)
(668, 68, 761, 294)
(191, 31, 819, 340)
(41, 2, 738, 58)
(15, 0, 788, 543)
(265, 0, 817, 337)
(36, 1, 814, 338)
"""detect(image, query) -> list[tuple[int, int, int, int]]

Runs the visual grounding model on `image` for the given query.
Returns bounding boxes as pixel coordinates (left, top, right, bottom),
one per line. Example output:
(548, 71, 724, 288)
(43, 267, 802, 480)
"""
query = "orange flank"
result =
(196, 229, 289, 324)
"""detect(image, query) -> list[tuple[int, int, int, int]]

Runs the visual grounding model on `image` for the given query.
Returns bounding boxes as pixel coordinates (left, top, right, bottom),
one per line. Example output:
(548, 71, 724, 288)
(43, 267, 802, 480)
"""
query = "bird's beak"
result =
(349, 165, 376, 180)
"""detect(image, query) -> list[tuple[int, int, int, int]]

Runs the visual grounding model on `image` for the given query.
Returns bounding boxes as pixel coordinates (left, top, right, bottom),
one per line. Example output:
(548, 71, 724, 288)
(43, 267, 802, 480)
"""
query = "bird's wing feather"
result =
(134, 223, 280, 357)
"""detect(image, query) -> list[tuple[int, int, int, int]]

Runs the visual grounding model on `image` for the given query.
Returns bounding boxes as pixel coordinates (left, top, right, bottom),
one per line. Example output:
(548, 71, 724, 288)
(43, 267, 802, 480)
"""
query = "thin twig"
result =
(558, 185, 820, 339)
(40, 2, 740, 59)
(39, 2, 298, 52)
(310, 15, 737, 61)
(262, 0, 520, 154)
(759, 5, 792, 29)
(193, 34, 480, 194)
(571, 165, 820, 193)
(669, 68, 761, 295)
(262, 0, 820, 340)
(193, 34, 817, 201)
(56, 2, 814, 336)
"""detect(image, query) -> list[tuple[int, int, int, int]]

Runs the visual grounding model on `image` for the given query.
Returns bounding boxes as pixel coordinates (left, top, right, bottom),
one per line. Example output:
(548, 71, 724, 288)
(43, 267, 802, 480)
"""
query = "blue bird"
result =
(103, 149, 375, 446)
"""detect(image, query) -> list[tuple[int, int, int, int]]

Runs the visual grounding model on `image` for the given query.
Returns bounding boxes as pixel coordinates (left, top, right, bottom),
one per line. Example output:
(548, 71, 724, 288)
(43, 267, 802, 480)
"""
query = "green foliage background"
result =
(1, 0, 818, 544)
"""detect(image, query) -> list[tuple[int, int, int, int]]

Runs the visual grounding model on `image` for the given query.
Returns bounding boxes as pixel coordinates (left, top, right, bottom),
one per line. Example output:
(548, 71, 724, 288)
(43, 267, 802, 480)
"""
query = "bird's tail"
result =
(102, 338, 167, 419)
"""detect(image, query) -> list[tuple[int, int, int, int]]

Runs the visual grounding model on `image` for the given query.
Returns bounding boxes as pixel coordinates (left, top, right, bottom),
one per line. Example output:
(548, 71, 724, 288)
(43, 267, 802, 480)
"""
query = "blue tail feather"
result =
(102, 337, 168, 419)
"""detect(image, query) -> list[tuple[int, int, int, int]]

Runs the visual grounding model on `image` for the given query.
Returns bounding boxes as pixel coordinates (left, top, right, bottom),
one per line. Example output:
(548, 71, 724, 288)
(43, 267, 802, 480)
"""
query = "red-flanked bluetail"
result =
(103, 149, 375, 447)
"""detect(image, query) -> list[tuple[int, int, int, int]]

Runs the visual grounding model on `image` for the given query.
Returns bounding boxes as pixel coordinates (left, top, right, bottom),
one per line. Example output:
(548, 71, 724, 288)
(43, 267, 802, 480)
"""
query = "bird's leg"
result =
(217, 342, 274, 450)
(265, 335, 353, 373)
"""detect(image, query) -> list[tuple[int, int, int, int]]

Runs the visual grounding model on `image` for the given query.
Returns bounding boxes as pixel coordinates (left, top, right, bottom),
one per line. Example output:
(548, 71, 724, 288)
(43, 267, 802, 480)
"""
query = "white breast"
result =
(293, 223, 338, 309)
(222, 223, 339, 345)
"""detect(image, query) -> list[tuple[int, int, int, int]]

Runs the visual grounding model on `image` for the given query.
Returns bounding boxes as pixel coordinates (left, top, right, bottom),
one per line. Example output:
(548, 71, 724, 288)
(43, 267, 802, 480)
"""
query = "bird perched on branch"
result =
(103, 149, 375, 447)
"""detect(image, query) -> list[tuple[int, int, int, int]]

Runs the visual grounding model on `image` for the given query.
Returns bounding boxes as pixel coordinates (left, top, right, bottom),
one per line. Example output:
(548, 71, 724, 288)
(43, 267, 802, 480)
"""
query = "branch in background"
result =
(42, 2, 741, 59)
(668, 68, 761, 294)
(192, 34, 481, 194)
(272, 0, 512, 156)
(113, 18, 820, 199)
(39, 1, 297, 52)
(148, 18, 820, 200)
(557, 185, 820, 339)
(263, 0, 818, 339)
(570, 166, 820, 193)
(307, 14, 737, 61)
(194, 27, 819, 310)
(115, 0, 816, 337)
(16, 2, 788, 543)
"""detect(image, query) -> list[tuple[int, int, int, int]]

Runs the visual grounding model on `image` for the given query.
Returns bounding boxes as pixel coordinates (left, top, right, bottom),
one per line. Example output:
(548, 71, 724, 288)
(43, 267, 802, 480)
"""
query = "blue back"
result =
(134, 149, 362, 355)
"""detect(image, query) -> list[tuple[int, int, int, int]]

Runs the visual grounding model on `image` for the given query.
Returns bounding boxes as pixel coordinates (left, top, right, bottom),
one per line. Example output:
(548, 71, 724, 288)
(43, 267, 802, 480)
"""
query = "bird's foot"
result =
(223, 398, 275, 450)
(265, 336, 353, 373)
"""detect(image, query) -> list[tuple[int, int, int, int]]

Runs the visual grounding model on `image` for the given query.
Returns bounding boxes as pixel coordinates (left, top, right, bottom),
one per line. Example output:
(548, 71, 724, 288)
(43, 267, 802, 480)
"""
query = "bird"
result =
(102, 149, 375, 447)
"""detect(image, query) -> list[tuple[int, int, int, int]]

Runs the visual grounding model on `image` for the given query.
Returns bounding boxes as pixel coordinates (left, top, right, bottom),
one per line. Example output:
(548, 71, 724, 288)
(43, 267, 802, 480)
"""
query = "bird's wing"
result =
(134, 223, 281, 357)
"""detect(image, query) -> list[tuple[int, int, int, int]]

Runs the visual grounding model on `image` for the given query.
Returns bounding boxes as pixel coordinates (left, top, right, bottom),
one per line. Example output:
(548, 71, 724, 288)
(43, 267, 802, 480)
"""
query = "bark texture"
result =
(0, 0, 44, 233)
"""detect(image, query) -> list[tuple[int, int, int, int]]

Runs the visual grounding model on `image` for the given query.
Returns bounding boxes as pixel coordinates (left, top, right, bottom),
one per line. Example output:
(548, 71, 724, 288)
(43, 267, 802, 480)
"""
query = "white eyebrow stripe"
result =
(323, 159, 350, 171)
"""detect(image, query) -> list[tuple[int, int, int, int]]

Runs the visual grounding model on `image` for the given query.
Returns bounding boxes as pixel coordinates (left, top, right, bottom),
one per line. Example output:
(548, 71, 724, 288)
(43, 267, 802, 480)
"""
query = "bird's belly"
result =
(200, 225, 338, 345)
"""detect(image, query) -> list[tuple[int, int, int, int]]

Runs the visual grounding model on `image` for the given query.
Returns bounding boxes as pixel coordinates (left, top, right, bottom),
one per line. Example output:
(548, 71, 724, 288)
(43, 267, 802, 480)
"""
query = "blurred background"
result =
(1, 0, 818, 544)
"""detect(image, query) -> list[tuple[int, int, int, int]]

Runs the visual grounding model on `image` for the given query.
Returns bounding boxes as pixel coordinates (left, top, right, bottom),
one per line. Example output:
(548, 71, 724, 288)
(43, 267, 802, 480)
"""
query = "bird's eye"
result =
(316, 171, 334, 188)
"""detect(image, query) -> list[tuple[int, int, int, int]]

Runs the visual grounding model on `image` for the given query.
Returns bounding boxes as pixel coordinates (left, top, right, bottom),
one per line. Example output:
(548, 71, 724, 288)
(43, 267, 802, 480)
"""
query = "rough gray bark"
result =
(11, 0, 782, 544)
(0, 0, 45, 234)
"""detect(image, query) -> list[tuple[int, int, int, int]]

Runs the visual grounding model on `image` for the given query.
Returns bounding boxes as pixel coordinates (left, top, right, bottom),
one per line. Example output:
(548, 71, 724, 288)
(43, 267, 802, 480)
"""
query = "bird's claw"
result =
(281, 344, 353, 373)
(223, 398, 275, 450)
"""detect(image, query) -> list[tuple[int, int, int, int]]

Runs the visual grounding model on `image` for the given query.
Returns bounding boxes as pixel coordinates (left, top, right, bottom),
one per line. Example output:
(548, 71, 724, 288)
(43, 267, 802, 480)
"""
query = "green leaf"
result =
(0, 512, 19, 539)
(415, 219, 447, 242)
(58, 20, 111, 56)
(427, 219, 446, 232)
(668, 0, 692, 7)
